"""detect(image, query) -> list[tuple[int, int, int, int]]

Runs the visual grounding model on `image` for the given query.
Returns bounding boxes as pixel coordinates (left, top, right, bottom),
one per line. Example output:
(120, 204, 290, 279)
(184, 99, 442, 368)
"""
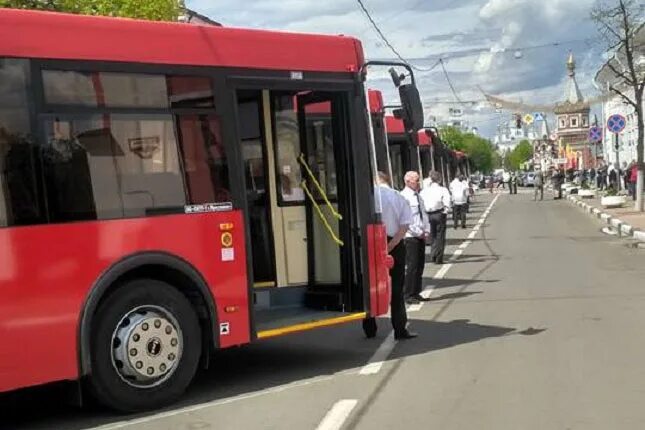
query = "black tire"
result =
(87, 279, 201, 412)
(362, 317, 378, 339)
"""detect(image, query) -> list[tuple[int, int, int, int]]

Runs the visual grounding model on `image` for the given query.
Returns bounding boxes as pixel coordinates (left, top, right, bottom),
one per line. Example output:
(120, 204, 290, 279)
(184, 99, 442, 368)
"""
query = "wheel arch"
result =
(78, 251, 219, 377)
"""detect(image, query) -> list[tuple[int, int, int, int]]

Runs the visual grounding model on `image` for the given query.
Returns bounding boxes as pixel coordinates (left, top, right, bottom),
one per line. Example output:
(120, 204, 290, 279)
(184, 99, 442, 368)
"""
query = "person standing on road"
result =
(420, 171, 451, 265)
(534, 169, 544, 201)
(553, 168, 564, 199)
(450, 175, 468, 229)
(374, 172, 417, 340)
(400, 171, 431, 305)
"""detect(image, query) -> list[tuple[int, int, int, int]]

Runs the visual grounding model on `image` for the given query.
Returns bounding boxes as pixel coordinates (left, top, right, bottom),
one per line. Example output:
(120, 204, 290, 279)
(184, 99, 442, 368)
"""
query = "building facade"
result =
(554, 54, 592, 168)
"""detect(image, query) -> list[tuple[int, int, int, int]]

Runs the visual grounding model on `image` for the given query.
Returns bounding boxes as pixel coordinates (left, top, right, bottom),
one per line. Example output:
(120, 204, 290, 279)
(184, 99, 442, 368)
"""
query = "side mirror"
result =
(398, 84, 424, 133)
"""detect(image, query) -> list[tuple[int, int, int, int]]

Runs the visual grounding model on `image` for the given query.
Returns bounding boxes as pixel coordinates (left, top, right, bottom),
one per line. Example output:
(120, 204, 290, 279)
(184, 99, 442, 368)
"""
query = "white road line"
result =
(87, 375, 334, 430)
(315, 399, 359, 430)
(467, 231, 477, 239)
(459, 241, 472, 249)
(359, 332, 396, 375)
(434, 263, 452, 279)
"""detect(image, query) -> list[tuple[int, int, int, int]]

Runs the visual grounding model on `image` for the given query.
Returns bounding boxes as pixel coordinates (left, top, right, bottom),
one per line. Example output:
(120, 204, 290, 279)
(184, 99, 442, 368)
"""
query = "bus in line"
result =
(0, 8, 423, 410)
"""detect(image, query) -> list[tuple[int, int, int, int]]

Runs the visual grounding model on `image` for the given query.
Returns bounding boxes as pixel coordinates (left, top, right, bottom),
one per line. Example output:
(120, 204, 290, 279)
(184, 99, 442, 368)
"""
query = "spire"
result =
(564, 52, 584, 104)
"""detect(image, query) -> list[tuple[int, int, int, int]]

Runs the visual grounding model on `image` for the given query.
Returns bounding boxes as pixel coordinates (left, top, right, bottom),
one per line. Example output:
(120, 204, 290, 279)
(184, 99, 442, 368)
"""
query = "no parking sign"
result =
(607, 114, 626, 134)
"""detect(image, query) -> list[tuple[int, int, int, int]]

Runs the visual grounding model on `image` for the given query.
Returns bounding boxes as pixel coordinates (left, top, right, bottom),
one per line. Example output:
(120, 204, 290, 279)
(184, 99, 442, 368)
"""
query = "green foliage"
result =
(439, 126, 496, 173)
(0, 0, 185, 21)
(507, 140, 533, 171)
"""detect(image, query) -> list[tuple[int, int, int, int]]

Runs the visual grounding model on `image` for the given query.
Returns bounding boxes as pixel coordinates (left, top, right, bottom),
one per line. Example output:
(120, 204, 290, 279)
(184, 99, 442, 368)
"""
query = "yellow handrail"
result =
(301, 181, 344, 246)
(298, 153, 342, 220)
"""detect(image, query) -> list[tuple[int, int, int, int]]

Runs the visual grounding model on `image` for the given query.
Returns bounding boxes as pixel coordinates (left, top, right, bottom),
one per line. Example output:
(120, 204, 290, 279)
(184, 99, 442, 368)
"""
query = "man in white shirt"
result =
(450, 175, 469, 229)
(420, 171, 451, 264)
(400, 171, 431, 305)
(374, 172, 417, 340)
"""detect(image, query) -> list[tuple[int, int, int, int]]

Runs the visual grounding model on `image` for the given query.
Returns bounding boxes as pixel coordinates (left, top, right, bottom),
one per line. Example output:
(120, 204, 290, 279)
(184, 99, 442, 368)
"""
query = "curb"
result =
(567, 195, 644, 243)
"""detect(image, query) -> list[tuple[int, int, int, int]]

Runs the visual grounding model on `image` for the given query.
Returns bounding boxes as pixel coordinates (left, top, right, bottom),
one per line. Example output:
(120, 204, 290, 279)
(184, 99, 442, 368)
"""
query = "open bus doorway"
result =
(235, 89, 364, 337)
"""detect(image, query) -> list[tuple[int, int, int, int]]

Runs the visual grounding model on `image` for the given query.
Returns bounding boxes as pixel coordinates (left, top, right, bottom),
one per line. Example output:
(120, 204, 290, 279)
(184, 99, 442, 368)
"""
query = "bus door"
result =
(236, 89, 355, 304)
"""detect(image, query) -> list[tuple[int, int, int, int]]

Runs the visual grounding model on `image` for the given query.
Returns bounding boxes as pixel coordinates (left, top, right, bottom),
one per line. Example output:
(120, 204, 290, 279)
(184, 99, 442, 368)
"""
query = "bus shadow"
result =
(0, 316, 542, 430)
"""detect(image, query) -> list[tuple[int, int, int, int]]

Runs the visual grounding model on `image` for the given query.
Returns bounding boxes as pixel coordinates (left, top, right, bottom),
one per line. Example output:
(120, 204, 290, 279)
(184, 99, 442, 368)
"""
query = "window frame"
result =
(31, 58, 234, 223)
(0, 57, 48, 228)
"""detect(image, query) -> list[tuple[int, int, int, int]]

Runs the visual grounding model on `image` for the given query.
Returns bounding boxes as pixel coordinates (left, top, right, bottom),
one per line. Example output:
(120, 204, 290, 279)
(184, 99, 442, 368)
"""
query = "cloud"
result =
(185, 0, 606, 138)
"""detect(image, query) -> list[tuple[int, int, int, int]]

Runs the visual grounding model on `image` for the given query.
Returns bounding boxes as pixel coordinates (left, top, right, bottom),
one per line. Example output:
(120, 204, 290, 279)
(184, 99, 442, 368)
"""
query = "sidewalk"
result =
(566, 191, 645, 244)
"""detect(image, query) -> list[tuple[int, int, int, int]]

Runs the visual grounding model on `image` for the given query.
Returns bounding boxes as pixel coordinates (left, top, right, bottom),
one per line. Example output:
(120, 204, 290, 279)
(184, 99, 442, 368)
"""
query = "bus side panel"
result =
(366, 223, 390, 317)
(0, 211, 249, 393)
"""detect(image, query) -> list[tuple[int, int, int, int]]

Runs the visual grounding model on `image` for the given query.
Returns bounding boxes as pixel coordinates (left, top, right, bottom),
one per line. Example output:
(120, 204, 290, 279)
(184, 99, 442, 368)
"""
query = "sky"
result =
(186, 0, 607, 139)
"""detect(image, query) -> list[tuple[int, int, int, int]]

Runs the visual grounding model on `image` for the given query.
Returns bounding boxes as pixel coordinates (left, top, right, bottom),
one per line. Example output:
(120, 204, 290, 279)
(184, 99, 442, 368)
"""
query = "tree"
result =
(0, 0, 185, 21)
(507, 140, 534, 171)
(592, 0, 645, 211)
(439, 126, 497, 173)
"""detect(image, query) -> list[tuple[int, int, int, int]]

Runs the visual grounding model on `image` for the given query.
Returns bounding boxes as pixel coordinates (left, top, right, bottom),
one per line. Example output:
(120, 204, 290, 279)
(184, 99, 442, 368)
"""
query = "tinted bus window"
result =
(0, 59, 43, 227)
(41, 115, 186, 222)
(176, 115, 230, 203)
(273, 95, 304, 204)
(43, 70, 169, 108)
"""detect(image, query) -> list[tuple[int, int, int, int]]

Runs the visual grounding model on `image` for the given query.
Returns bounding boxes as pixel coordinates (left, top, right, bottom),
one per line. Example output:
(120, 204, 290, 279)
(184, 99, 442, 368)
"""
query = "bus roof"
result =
(417, 130, 432, 146)
(0, 8, 364, 73)
(384, 115, 405, 135)
(367, 89, 384, 114)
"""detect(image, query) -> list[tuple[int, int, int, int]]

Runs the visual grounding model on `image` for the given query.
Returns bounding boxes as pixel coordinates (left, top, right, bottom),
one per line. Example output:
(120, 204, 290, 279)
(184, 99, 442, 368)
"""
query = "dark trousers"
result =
(429, 211, 447, 263)
(404, 237, 426, 299)
(388, 239, 407, 334)
(453, 204, 466, 228)
(534, 185, 543, 201)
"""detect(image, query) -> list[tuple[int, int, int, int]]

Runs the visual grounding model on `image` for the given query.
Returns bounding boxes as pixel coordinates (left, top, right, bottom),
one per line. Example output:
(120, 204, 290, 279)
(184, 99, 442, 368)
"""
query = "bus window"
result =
(176, 115, 230, 204)
(0, 58, 43, 227)
(42, 70, 169, 109)
(41, 115, 186, 221)
(273, 96, 304, 204)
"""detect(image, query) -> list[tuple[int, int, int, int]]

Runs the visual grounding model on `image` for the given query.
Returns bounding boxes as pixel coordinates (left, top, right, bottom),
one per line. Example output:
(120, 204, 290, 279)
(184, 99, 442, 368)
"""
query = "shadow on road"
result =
(391, 318, 546, 360)
(0, 314, 544, 430)
(423, 277, 499, 290)
(427, 291, 483, 301)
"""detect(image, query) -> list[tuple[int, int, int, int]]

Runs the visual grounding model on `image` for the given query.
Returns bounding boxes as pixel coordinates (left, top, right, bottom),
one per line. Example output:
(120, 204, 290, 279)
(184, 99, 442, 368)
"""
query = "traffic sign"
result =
(554, 158, 567, 164)
(533, 112, 545, 122)
(607, 114, 626, 134)
(588, 126, 602, 143)
(523, 114, 534, 125)
(550, 133, 558, 141)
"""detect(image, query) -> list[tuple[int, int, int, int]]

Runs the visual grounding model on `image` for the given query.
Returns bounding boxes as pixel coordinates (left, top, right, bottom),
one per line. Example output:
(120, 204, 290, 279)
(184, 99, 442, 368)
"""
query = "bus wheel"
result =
(88, 279, 201, 412)
(362, 317, 377, 339)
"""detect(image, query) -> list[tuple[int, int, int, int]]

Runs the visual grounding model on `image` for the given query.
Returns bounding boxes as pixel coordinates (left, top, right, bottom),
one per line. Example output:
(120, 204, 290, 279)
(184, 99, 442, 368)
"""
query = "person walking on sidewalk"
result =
(450, 175, 468, 229)
(553, 168, 564, 199)
(534, 169, 544, 201)
(420, 171, 451, 265)
(400, 171, 431, 305)
(374, 172, 417, 340)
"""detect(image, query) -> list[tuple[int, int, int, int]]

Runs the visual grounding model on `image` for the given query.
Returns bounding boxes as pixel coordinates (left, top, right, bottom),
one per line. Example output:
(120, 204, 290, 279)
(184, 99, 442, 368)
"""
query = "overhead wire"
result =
(355, 0, 441, 72)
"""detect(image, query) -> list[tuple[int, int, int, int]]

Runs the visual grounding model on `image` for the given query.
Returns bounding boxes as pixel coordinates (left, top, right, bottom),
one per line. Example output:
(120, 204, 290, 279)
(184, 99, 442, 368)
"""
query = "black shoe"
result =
(462, 225, 467, 229)
(413, 294, 431, 302)
(394, 330, 418, 340)
(406, 297, 420, 305)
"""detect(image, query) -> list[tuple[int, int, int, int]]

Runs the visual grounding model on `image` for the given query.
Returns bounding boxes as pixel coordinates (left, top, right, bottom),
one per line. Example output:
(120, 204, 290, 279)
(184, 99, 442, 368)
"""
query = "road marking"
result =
(315, 399, 359, 430)
(359, 332, 396, 375)
(459, 240, 472, 249)
(358, 193, 500, 376)
(87, 375, 334, 430)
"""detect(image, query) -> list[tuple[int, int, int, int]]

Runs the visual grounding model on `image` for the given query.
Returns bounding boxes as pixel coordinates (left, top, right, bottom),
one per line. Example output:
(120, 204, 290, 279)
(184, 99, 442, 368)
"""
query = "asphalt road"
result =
(3, 189, 645, 430)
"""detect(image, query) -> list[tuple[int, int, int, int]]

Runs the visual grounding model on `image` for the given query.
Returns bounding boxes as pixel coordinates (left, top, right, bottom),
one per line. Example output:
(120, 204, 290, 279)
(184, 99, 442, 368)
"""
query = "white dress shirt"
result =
(450, 178, 469, 205)
(400, 186, 430, 238)
(420, 182, 452, 213)
(375, 184, 412, 237)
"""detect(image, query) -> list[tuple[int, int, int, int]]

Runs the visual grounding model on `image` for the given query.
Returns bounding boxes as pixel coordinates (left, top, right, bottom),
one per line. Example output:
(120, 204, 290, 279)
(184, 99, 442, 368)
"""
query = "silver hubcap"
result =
(111, 306, 182, 388)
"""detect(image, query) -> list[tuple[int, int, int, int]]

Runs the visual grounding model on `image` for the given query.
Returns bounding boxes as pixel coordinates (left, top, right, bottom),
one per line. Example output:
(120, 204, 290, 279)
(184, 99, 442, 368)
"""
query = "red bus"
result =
(0, 9, 423, 411)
